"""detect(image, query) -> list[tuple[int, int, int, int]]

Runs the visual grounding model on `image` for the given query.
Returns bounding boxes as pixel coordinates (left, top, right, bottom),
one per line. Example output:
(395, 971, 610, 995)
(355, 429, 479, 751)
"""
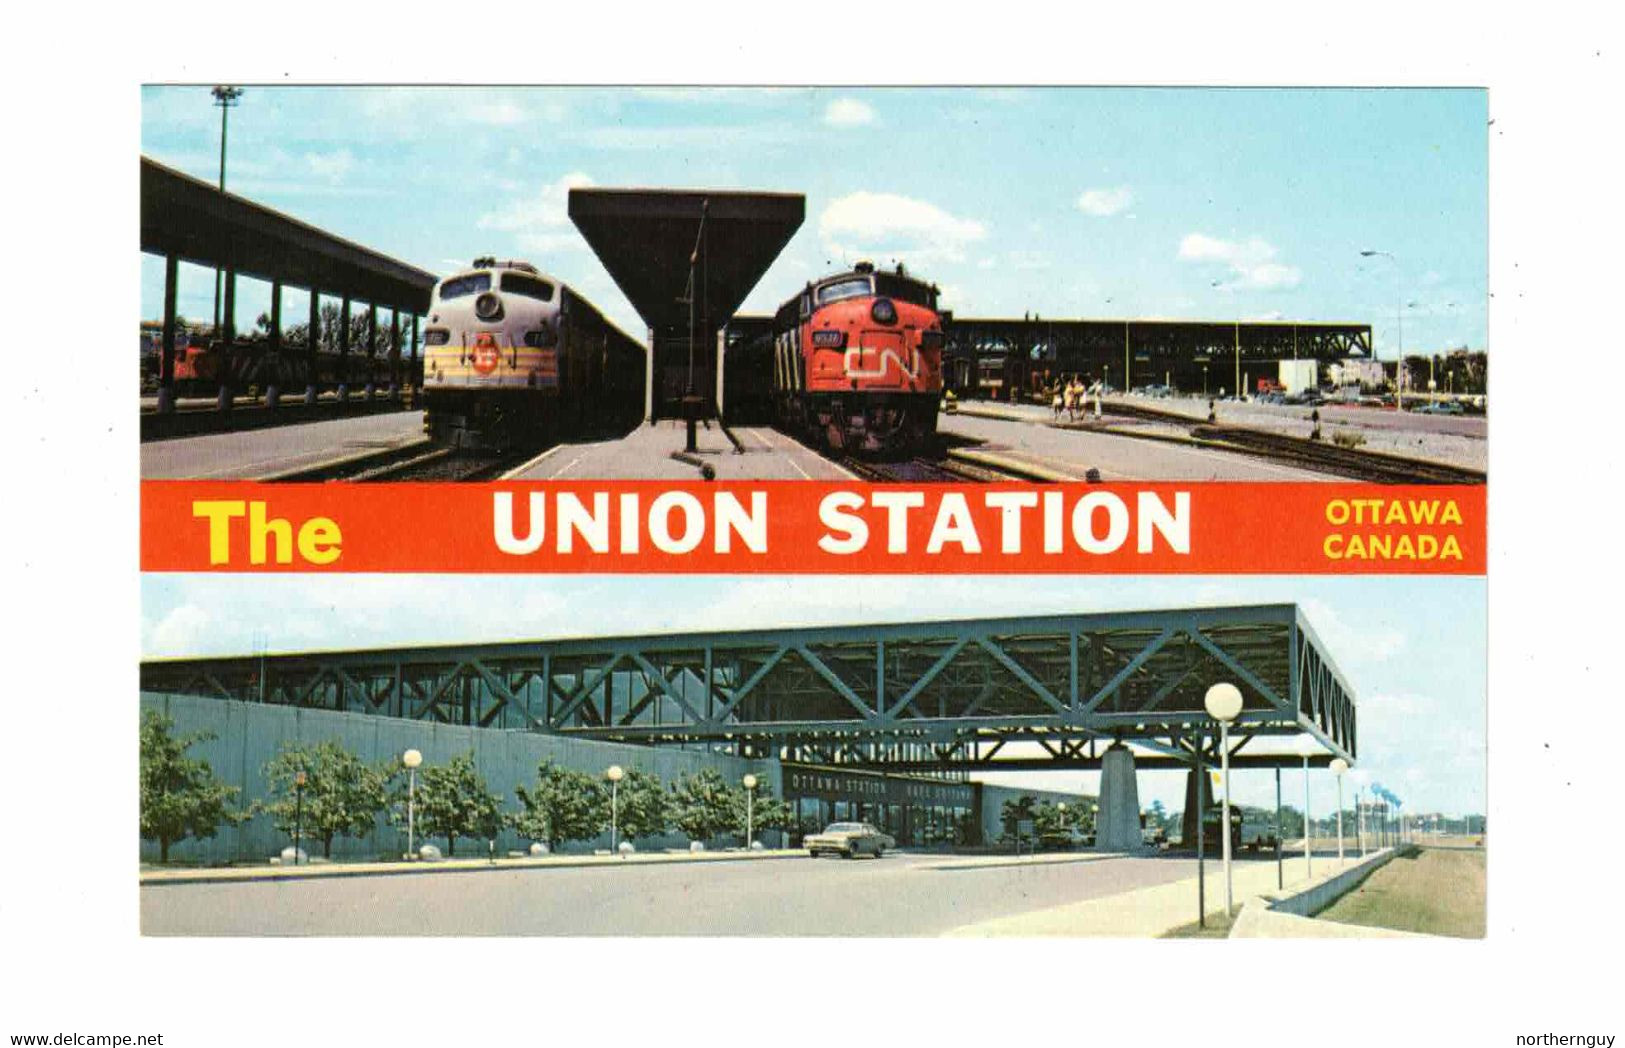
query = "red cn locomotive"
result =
(769, 261, 945, 455)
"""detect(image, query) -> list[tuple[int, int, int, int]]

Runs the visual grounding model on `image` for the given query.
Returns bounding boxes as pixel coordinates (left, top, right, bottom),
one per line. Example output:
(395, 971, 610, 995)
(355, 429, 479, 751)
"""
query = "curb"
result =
(141, 849, 806, 887)
(928, 850, 1124, 872)
(259, 437, 434, 482)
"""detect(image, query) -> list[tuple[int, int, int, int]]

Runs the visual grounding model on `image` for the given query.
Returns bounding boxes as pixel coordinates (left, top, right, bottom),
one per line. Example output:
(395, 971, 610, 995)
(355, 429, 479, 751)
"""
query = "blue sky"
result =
(141, 573, 1485, 818)
(140, 86, 1486, 357)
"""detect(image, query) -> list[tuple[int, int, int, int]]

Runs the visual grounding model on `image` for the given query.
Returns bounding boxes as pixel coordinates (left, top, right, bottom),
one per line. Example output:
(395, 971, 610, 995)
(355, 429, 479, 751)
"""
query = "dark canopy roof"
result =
(569, 188, 804, 332)
(140, 156, 436, 313)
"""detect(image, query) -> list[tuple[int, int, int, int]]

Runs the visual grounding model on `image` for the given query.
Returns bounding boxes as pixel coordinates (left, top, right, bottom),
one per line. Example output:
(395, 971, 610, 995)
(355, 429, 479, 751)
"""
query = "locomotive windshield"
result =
(815, 277, 872, 306)
(437, 272, 492, 300)
(501, 273, 555, 301)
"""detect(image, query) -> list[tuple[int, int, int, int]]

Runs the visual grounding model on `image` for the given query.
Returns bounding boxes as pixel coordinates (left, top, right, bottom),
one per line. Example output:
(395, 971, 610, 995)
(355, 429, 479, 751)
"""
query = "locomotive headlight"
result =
(870, 298, 898, 325)
(474, 292, 504, 322)
(811, 329, 847, 349)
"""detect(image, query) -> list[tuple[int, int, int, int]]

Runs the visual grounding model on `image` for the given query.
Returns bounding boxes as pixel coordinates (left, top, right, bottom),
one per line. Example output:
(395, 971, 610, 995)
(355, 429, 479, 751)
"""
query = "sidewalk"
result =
(942, 855, 1325, 937)
(141, 848, 805, 886)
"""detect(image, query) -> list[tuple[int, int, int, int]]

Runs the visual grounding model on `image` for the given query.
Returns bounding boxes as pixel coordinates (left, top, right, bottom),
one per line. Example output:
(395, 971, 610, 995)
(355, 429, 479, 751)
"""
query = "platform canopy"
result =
(568, 188, 804, 332)
(140, 156, 436, 313)
(140, 604, 1356, 773)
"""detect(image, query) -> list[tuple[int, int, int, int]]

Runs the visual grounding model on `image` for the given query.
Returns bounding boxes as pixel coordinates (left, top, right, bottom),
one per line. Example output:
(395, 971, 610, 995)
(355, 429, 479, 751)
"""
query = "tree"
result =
(139, 712, 244, 863)
(413, 752, 502, 857)
(608, 768, 669, 842)
(260, 740, 393, 858)
(1032, 801, 1072, 846)
(731, 784, 792, 842)
(669, 769, 737, 844)
(512, 761, 604, 852)
(999, 794, 1038, 845)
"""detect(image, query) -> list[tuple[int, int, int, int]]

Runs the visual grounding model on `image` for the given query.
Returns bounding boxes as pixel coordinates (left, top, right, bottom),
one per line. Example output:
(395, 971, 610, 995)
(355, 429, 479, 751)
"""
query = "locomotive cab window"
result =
(437, 272, 491, 300)
(815, 277, 873, 306)
(501, 273, 555, 302)
(873, 274, 937, 311)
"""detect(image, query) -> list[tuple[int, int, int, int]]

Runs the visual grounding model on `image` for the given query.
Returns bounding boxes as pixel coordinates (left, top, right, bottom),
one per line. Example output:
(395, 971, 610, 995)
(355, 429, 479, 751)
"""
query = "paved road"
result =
(140, 851, 1239, 936)
(942, 413, 1333, 482)
(511, 420, 854, 481)
(141, 411, 427, 479)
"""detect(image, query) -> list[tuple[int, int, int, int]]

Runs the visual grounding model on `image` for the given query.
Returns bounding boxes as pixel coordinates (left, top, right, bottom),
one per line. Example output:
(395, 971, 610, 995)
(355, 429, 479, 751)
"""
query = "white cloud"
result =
(1300, 597, 1406, 664)
(1077, 186, 1133, 217)
(147, 604, 212, 657)
(304, 149, 355, 183)
(1178, 233, 1302, 290)
(478, 172, 595, 256)
(824, 98, 877, 128)
(819, 191, 986, 266)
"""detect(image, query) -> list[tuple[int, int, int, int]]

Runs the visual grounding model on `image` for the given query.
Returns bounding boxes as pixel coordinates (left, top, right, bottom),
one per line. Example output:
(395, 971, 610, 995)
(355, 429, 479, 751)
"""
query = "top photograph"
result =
(139, 86, 1486, 486)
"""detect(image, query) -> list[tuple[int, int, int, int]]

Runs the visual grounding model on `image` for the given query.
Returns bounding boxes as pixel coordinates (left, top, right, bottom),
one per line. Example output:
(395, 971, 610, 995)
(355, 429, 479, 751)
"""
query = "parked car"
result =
(1417, 401, 1465, 415)
(804, 822, 895, 859)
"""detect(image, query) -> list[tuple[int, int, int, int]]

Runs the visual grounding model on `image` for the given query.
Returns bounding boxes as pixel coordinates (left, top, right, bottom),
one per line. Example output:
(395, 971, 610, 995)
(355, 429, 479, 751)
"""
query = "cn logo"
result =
(472, 333, 501, 375)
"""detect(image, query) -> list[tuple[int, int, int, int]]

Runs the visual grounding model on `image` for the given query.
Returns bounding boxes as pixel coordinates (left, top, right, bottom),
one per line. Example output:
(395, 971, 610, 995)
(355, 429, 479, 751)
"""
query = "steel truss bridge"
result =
(141, 605, 1355, 773)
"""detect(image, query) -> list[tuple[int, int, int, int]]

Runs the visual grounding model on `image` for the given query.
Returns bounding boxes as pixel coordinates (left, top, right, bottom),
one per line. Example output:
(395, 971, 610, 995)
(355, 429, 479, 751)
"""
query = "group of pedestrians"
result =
(1049, 375, 1103, 422)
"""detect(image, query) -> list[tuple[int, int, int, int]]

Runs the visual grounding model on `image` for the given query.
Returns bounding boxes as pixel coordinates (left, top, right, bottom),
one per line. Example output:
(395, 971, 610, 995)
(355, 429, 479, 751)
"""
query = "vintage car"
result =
(804, 822, 895, 859)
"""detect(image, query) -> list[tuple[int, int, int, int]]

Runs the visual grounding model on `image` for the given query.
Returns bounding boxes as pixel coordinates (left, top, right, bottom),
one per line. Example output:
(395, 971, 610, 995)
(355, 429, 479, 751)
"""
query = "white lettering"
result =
(818, 492, 869, 554)
(714, 491, 768, 554)
(493, 492, 545, 554)
(1071, 492, 1130, 553)
(556, 492, 610, 554)
(648, 491, 705, 554)
(1137, 491, 1190, 554)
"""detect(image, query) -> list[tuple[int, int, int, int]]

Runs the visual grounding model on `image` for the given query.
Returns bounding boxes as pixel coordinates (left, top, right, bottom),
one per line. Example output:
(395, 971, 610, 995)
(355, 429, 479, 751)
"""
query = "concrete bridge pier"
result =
(1096, 744, 1142, 851)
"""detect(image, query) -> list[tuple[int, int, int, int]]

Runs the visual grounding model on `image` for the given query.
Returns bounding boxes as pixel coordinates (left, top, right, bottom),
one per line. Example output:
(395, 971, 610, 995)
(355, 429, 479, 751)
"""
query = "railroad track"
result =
(274, 442, 538, 482)
(1049, 401, 1485, 484)
(1188, 425, 1485, 484)
(835, 454, 1053, 484)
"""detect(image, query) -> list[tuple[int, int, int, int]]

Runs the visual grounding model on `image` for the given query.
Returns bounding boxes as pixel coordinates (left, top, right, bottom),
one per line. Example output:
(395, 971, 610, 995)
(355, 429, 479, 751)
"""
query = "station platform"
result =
(508, 419, 855, 481)
(141, 410, 427, 480)
(940, 409, 1334, 482)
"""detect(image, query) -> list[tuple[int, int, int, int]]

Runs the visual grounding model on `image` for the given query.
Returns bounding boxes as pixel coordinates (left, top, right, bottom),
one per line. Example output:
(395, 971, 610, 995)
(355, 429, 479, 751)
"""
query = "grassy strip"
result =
(1317, 846, 1485, 938)
(1161, 906, 1241, 939)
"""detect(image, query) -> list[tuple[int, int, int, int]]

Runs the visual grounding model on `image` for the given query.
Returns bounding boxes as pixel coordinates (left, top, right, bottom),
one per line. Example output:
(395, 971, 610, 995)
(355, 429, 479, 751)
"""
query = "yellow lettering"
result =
(192, 500, 247, 565)
(298, 517, 343, 565)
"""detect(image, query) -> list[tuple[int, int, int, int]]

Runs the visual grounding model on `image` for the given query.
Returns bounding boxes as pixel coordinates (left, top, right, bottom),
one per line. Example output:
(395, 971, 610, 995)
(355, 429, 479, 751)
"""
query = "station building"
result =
(141, 605, 1352, 864)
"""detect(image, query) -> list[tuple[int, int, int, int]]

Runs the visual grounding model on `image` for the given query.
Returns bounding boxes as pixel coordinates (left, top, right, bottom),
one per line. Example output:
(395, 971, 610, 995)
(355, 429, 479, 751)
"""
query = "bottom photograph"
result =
(137, 574, 1485, 939)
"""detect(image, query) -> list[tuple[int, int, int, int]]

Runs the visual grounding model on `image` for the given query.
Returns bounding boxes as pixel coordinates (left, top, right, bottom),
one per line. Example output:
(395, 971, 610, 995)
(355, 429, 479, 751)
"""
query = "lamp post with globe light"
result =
(606, 765, 624, 853)
(293, 769, 307, 865)
(1330, 758, 1349, 866)
(742, 774, 758, 849)
(1203, 682, 1243, 918)
(402, 749, 422, 859)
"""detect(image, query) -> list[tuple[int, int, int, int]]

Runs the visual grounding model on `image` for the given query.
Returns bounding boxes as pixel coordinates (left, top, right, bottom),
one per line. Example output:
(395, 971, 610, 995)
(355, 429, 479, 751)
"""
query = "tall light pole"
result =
(1330, 758, 1349, 866)
(606, 765, 624, 853)
(1204, 682, 1243, 919)
(1300, 741, 1315, 879)
(210, 86, 243, 336)
(1360, 249, 1403, 408)
(742, 773, 758, 849)
(402, 749, 422, 859)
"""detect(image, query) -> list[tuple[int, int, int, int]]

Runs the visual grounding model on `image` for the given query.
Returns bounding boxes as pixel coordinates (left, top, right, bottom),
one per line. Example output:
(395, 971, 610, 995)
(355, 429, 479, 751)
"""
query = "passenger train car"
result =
(421, 258, 645, 450)
(766, 261, 945, 455)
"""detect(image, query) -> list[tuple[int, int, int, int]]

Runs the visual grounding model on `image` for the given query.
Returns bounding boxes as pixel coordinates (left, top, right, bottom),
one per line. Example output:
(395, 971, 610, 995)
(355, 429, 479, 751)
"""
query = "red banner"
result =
(140, 481, 1485, 575)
